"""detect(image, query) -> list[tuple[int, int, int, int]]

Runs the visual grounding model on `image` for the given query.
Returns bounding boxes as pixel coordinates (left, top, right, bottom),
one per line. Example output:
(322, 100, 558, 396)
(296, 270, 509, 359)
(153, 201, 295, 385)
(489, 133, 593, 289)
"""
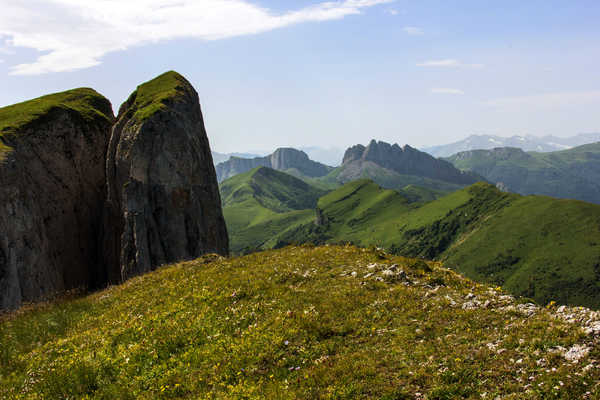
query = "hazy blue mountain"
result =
(211, 151, 263, 165)
(423, 133, 600, 157)
(215, 147, 333, 182)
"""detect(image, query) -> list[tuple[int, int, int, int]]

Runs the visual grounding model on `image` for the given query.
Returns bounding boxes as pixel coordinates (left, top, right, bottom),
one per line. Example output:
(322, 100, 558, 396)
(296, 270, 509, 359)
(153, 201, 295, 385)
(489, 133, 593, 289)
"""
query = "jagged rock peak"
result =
(0, 88, 114, 310)
(341, 139, 481, 185)
(103, 71, 228, 283)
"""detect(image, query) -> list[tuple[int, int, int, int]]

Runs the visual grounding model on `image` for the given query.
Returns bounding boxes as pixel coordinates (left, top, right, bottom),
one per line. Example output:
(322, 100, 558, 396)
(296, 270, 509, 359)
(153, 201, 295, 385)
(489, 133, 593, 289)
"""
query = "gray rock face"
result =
(342, 140, 480, 185)
(0, 90, 114, 310)
(216, 148, 333, 182)
(103, 72, 228, 282)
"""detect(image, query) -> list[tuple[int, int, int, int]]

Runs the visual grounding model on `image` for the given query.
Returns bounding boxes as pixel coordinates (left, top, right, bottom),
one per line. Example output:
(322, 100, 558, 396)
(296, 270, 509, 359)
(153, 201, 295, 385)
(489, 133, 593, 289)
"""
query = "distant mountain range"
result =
(215, 148, 334, 182)
(446, 142, 600, 204)
(423, 133, 600, 157)
(220, 168, 600, 308)
(211, 151, 262, 165)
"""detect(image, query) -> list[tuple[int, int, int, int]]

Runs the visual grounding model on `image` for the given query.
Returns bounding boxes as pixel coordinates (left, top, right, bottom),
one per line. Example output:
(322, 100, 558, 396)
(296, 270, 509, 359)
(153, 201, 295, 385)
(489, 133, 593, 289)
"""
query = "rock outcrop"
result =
(103, 71, 228, 282)
(0, 71, 230, 311)
(332, 140, 482, 192)
(0, 89, 114, 310)
(216, 148, 333, 182)
(342, 140, 480, 185)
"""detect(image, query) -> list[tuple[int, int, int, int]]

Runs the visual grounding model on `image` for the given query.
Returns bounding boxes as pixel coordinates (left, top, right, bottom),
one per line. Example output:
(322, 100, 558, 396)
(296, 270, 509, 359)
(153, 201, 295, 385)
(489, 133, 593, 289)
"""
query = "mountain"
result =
(220, 166, 326, 253)
(423, 133, 600, 157)
(325, 139, 483, 193)
(0, 71, 228, 311)
(2, 245, 599, 398)
(223, 174, 600, 307)
(445, 143, 600, 204)
(215, 147, 333, 182)
(211, 151, 262, 165)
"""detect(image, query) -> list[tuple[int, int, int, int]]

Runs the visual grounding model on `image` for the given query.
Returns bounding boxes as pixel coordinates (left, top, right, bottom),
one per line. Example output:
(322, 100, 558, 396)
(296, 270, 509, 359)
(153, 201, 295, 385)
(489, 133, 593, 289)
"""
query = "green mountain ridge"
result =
(445, 143, 600, 204)
(222, 169, 600, 308)
(221, 167, 327, 253)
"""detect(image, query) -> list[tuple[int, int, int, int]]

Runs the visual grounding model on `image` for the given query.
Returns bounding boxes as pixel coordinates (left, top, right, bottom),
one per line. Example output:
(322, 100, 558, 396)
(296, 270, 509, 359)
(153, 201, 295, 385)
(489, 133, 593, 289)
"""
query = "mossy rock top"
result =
(0, 88, 113, 138)
(122, 71, 194, 123)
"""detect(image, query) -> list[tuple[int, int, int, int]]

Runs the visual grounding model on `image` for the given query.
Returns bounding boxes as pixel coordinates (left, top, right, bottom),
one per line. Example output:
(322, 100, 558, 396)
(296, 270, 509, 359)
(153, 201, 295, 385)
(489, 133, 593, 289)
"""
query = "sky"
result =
(0, 0, 599, 153)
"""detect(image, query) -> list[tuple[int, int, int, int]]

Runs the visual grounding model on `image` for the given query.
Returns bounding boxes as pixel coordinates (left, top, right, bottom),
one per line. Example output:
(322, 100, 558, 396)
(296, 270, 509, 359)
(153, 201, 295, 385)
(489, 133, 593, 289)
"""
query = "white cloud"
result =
(387, 9, 398, 15)
(0, 0, 393, 75)
(430, 88, 464, 95)
(403, 26, 423, 35)
(417, 59, 484, 68)
(485, 91, 600, 109)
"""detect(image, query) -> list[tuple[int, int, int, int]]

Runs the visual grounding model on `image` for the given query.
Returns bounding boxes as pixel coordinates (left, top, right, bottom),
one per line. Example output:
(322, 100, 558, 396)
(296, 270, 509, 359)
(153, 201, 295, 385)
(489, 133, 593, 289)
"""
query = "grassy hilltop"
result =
(221, 170, 600, 308)
(221, 167, 327, 253)
(2, 245, 600, 399)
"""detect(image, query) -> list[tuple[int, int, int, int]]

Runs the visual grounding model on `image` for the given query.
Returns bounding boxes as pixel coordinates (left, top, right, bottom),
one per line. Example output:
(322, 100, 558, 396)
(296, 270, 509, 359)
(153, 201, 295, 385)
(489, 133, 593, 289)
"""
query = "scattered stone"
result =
(517, 303, 538, 317)
(565, 344, 590, 363)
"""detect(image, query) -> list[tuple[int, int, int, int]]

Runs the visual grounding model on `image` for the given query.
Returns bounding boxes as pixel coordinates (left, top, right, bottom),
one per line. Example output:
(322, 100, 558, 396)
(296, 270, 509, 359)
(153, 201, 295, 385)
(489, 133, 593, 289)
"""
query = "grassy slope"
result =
(0, 88, 113, 159)
(2, 245, 599, 399)
(443, 195, 600, 307)
(220, 167, 327, 253)
(270, 181, 600, 307)
(278, 180, 472, 251)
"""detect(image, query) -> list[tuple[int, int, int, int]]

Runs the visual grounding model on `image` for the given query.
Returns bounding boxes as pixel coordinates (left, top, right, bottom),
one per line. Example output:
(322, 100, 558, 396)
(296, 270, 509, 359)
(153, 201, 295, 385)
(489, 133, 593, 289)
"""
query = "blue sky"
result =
(1, 0, 599, 153)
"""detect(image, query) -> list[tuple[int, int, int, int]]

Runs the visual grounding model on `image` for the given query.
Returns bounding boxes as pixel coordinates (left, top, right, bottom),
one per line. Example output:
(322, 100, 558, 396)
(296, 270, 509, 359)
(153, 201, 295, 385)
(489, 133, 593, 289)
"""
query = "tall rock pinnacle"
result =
(103, 71, 228, 282)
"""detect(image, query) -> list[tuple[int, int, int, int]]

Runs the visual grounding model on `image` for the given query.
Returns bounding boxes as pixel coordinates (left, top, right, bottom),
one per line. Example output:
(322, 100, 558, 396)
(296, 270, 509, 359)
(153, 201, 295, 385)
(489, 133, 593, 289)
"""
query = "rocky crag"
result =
(333, 139, 482, 192)
(0, 89, 114, 310)
(0, 71, 228, 310)
(215, 147, 333, 182)
(103, 72, 228, 282)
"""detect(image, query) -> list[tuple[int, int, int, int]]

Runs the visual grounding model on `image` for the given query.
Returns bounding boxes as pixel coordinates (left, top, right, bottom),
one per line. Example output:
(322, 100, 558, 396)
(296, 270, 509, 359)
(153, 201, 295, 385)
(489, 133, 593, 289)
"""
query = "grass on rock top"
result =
(127, 71, 191, 122)
(2, 245, 599, 399)
(0, 88, 113, 137)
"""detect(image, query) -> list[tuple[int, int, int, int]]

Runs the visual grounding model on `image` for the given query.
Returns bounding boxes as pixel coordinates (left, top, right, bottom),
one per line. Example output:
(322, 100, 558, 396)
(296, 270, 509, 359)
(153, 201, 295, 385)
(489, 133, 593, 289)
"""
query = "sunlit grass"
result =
(1, 245, 598, 399)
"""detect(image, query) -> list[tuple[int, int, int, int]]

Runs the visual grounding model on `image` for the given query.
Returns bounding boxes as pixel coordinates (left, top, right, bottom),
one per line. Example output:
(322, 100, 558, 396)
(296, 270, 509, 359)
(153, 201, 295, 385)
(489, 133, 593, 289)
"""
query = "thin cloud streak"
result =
(0, 0, 393, 75)
(417, 59, 484, 68)
(431, 88, 464, 95)
(403, 26, 423, 35)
